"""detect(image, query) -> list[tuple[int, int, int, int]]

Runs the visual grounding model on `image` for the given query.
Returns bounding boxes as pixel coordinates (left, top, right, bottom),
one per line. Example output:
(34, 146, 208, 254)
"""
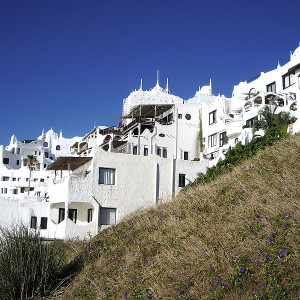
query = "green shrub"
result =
(184, 134, 282, 190)
(0, 225, 65, 299)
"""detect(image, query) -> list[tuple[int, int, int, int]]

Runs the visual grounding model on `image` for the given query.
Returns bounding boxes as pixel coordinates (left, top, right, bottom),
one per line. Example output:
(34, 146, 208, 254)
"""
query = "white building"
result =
(1, 44, 300, 239)
(0, 129, 81, 232)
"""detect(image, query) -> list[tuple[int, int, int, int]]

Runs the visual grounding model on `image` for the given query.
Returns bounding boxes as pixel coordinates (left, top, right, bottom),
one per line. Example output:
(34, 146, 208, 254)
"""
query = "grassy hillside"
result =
(54, 134, 300, 300)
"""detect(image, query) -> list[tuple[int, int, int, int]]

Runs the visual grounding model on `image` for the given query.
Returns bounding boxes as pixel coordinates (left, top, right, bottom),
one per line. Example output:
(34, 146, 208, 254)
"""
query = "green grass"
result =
(49, 134, 300, 299)
(0, 226, 66, 299)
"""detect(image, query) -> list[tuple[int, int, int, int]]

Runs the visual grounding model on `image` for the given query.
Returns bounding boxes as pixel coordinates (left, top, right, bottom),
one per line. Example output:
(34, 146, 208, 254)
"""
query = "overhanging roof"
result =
(123, 104, 174, 119)
(46, 156, 92, 171)
(288, 62, 300, 73)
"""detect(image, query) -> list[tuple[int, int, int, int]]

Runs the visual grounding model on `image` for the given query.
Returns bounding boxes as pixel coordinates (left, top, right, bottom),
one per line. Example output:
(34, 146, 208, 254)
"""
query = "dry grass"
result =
(51, 134, 300, 300)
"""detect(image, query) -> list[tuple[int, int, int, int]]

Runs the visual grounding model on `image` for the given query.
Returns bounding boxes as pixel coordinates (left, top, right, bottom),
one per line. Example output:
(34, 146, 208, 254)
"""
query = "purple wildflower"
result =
(177, 288, 182, 292)
(187, 280, 191, 285)
(124, 292, 128, 299)
(240, 267, 245, 273)
(213, 279, 218, 284)
(209, 266, 215, 272)
(267, 237, 273, 243)
(284, 250, 289, 255)
(146, 295, 150, 299)
(203, 249, 208, 253)
(234, 254, 239, 258)
(277, 253, 283, 259)
(270, 232, 275, 237)
(284, 213, 290, 218)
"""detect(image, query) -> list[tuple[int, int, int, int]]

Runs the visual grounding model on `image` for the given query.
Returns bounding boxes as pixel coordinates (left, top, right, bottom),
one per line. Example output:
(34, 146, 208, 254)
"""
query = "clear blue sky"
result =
(1, 0, 299, 145)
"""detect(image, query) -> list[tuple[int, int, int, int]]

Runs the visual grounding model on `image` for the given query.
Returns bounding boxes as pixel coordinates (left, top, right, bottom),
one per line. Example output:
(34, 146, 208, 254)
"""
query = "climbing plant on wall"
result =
(199, 109, 205, 152)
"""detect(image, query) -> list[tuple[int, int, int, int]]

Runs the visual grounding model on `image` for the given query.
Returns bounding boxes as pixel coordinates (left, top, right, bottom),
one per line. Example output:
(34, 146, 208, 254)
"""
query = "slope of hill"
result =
(55, 134, 300, 300)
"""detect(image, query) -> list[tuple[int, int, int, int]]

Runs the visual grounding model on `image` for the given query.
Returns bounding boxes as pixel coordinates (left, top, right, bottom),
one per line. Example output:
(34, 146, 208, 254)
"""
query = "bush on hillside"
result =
(185, 133, 281, 189)
(0, 225, 65, 300)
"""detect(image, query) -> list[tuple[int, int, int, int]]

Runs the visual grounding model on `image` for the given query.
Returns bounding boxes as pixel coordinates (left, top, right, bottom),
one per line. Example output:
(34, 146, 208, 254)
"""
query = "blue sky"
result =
(1, 0, 299, 145)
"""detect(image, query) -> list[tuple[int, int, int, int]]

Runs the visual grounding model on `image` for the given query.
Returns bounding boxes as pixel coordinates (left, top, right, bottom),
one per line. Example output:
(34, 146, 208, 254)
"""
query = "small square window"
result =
(3, 158, 9, 164)
(157, 148, 161, 157)
(30, 216, 37, 229)
(144, 147, 148, 156)
(99, 168, 115, 185)
(163, 148, 168, 158)
(58, 208, 65, 223)
(209, 110, 217, 125)
(133, 146, 138, 155)
(183, 151, 188, 160)
(40, 217, 47, 229)
(87, 208, 93, 223)
(179, 174, 185, 187)
(100, 208, 116, 225)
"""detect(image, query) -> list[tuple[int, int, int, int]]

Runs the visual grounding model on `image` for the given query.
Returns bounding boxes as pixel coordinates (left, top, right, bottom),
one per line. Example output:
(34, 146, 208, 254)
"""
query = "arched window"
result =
(43, 142, 48, 147)
(56, 145, 60, 150)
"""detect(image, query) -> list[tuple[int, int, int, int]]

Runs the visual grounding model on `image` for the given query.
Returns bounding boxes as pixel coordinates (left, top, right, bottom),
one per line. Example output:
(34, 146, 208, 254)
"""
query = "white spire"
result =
(139, 79, 143, 91)
(209, 78, 212, 87)
(156, 70, 160, 87)
(166, 78, 169, 93)
(59, 130, 63, 139)
(290, 51, 293, 60)
(277, 61, 281, 68)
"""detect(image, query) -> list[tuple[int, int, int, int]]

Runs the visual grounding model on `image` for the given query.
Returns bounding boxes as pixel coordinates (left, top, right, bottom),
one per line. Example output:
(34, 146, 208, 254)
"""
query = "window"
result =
(12, 189, 18, 194)
(43, 142, 48, 147)
(246, 117, 257, 128)
(26, 178, 29, 182)
(16, 160, 19, 165)
(2, 176, 9, 181)
(266, 82, 276, 93)
(282, 73, 295, 89)
(87, 209, 93, 223)
(11, 148, 15, 154)
(163, 148, 168, 158)
(30, 216, 37, 229)
(235, 138, 239, 144)
(35, 191, 41, 197)
(12, 177, 16, 181)
(208, 133, 217, 148)
(40, 217, 47, 230)
(68, 209, 77, 223)
(209, 110, 217, 125)
(185, 113, 191, 120)
(219, 132, 228, 147)
(40, 178, 44, 182)
(1, 188, 7, 194)
(33, 178, 38, 182)
(45, 152, 48, 158)
(157, 147, 161, 157)
(3, 158, 9, 164)
(183, 151, 188, 160)
(56, 145, 60, 151)
(20, 187, 25, 193)
(178, 114, 182, 119)
(58, 208, 65, 223)
(133, 146, 138, 155)
(100, 208, 116, 225)
(179, 174, 185, 187)
(144, 147, 148, 156)
(44, 164, 46, 169)
(17, 148, 20, 154)
(99, 168, 115, 185)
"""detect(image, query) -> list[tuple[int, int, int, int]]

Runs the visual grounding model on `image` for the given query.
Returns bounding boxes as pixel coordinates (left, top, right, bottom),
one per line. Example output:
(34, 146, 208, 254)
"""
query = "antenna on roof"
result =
(209, 78, 212, 87)
(166, 78, 169, 93)
(156, 70, 160, 87)
(139, 79, 143, 91)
